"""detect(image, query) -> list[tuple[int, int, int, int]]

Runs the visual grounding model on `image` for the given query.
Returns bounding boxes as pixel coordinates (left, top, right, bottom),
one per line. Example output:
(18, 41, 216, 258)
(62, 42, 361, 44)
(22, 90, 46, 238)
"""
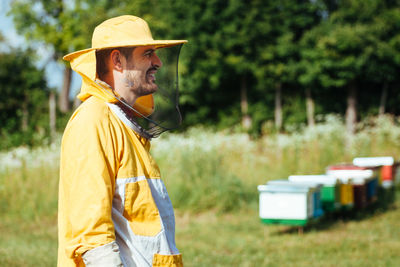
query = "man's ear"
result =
(110, 50, 124, 72)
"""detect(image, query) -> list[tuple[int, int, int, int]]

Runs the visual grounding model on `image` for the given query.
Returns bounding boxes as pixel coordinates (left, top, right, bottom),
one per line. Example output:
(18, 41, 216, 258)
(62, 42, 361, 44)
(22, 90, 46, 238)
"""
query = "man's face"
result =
(122, 45, 163, 98)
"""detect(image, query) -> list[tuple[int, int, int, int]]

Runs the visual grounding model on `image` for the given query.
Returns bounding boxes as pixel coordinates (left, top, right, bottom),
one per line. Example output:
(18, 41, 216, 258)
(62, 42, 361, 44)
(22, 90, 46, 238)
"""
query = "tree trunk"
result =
(59, 66, 72, 113)
(379, 82, 388, 116)
(49, 91, 57, 143)
(345, 82, 357, 149)
(21, 94, 28, 132)
(240, 75, 252, 130)
(275, 82, 282, 131)
(305, 88, 315, 127)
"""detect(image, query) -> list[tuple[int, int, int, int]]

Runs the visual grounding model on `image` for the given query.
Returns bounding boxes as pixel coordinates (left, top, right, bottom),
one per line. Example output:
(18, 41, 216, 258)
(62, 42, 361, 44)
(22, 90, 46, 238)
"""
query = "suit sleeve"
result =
(58, 105, 121, 264)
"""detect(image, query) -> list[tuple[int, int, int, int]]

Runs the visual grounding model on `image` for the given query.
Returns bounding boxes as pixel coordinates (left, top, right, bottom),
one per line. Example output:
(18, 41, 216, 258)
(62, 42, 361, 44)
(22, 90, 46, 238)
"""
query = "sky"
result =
(0, 0, 81, 98)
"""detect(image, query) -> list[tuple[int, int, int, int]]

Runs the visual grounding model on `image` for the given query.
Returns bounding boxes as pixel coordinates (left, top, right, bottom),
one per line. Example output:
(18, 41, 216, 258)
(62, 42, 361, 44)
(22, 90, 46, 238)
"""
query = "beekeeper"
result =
(58, 15, 187, 267)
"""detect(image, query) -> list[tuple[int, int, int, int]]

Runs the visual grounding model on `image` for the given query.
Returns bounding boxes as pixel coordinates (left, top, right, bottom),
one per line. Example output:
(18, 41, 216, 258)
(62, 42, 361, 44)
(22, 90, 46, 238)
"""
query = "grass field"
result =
(0, 190, 399, 266)
(176, 197, 400, 267)
(1, 116, 400, 266)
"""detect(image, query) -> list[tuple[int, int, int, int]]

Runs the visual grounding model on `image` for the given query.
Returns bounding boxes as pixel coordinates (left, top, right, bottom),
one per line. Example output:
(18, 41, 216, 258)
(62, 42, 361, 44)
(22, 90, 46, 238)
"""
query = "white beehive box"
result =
(257, 184, 312, 225)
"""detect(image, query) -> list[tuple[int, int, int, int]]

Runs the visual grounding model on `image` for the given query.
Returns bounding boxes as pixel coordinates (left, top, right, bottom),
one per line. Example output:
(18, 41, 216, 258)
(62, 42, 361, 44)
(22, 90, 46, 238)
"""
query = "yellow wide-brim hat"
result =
(64, 15, 187, 61)
(63, 15, 187, 117)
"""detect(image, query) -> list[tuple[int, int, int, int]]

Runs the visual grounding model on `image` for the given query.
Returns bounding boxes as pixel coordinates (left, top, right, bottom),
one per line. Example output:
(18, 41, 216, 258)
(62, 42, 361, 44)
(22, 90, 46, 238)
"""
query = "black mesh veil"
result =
(134, 44, 184, 138)
(98, 44, 184, 139)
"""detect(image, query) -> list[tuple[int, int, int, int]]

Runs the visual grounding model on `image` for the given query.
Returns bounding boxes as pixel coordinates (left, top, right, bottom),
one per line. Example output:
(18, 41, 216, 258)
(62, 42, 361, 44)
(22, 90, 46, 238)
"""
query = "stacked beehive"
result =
(258, 156, 399, 226)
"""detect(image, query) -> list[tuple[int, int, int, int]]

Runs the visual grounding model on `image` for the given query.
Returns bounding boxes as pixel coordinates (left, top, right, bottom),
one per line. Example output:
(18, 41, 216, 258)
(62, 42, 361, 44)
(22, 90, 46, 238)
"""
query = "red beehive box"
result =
(353, 157, 397, 188)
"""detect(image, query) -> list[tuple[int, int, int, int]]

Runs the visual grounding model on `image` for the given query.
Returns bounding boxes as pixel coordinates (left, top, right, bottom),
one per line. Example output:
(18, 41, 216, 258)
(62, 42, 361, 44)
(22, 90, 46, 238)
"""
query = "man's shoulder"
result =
(65, 97, 112, 132)
(60, 97, 118, 159)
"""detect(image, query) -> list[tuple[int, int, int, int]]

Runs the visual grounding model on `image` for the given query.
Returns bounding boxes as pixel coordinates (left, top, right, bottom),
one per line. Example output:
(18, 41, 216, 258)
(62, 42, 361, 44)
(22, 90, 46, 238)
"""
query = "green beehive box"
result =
(320, 185, 340, 211)
(289, 175, 340, 212)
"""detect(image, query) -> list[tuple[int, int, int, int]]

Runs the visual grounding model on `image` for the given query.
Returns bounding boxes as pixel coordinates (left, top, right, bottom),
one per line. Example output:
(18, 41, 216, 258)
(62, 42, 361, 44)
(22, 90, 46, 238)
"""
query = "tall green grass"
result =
(153, 115, 400, 212)
(0, 162, 59, 266)
(1, 114, 400, 266)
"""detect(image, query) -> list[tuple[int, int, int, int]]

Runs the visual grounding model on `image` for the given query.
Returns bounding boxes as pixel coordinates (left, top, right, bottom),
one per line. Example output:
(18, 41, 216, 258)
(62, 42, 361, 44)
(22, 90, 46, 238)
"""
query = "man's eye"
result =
(144, 51, 154, 57)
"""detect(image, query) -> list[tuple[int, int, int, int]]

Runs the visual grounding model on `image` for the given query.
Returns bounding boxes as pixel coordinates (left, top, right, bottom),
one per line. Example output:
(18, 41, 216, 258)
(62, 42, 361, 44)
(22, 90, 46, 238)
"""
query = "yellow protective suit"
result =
(58, 83, 183, 266)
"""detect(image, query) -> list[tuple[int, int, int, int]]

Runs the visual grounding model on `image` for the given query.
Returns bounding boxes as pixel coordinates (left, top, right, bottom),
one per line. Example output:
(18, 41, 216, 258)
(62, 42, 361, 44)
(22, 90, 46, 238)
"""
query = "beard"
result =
(124, 69, 158, 97)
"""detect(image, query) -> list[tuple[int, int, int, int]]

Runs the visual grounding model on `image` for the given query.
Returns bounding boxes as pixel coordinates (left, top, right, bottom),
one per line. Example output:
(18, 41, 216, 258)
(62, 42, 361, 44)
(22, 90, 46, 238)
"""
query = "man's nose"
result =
(152, 54, 163, 68)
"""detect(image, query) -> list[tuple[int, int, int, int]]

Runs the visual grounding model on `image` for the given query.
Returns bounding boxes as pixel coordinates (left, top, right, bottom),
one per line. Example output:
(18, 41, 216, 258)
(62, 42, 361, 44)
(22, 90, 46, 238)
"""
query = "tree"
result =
(0, 46, 49, 149)
(364, 7, 400, 116)
(9, 0, 126, 113)
(154, 0, 400, 132)
(253, 0, 322, 131)
(145, 0, 321, 134)
(154, 0, 264, 130)
(299, 0, 400, 139)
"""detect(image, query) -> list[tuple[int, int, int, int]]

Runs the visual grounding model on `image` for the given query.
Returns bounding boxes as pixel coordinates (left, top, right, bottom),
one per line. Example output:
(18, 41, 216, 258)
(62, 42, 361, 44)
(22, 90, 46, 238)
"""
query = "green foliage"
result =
(146, 0, 325, 131)
(151, 1, 274, 126)
(9, 0, 127, 59)
(0, 48, 49, 149)
(6, 0, 400, 140)
(299, 3, 400, 90)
